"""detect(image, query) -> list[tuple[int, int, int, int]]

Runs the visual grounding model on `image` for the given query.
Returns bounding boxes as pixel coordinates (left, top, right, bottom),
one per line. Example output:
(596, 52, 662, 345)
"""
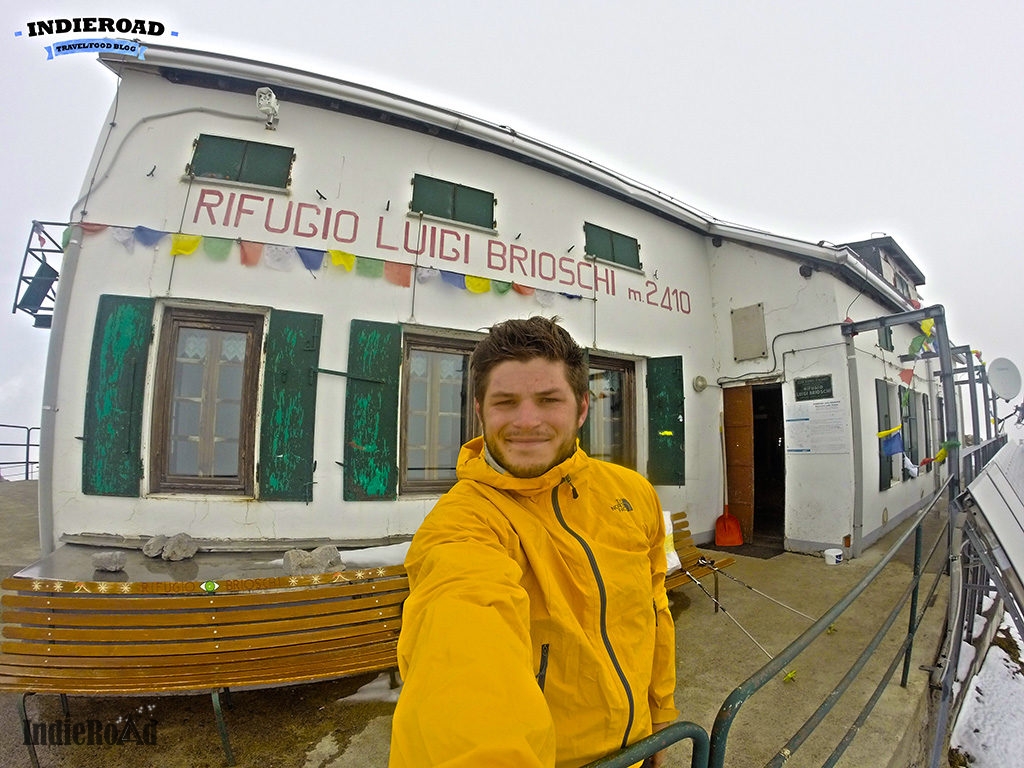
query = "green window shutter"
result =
(900, 386, 917, 476)
(412, 175, 495, 228)
(191, 134, 293, 188)
(259, 310, 322, 501)
(646, 356, 685, 485)
(192, 135, 246, 180)
(876, 379, 892, 490)
(584, 223, 614, 261)
(584, 223, 641, 269)
(453, 184, 494, 228)
(411, 175, 454, 219)
(611, 231, 641, 269)
(239, 142, 293, 187)
(344, 320, 402, 500)
(82, 295, 154, 496)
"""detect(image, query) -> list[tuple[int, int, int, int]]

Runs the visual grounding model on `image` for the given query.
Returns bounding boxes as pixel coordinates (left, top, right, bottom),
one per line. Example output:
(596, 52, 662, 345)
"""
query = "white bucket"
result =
(824, 548, 844, 565)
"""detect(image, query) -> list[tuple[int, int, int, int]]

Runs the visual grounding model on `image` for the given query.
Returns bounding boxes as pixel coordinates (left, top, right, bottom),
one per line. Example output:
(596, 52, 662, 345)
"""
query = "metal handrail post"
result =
(901, 522, 924, 687)
(582, 721, 710, 768)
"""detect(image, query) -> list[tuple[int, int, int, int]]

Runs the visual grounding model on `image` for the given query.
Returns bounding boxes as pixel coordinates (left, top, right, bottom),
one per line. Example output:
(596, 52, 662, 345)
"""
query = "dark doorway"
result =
(752, 384, 785, 544)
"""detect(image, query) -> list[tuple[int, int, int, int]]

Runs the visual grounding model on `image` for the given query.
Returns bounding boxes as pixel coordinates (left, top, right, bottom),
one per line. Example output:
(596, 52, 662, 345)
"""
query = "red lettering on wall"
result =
(488, 239, 507, 270)
(376, 216, 399, 251)
(558, 256, 576, 286)
(576, 262, 593, 291)
(438, 229, 467, 263)
(263, 198, 290, 233)
(537, 251, 556, 281)
(193, 188, 223, 225)
(509, 245, 529, 277)
(236, 194, 264, 229)
(333, 211, 358, 244)
(404, 222, 427, 255)
(294, 203, 320, 238)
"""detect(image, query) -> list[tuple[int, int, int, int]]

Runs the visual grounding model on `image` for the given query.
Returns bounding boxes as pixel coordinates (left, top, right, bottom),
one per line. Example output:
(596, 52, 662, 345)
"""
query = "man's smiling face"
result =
(476, 357, 589, 478)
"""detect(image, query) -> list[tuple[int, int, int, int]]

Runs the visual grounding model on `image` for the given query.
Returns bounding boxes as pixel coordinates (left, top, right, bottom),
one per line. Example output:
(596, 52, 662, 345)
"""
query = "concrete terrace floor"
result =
(0, 480, 950, 768)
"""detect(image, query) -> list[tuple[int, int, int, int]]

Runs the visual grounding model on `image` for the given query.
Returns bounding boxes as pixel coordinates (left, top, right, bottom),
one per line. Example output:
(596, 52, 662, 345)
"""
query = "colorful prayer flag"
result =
(203, 237, 233, 261)
(355, 256, 384, 278)
(329, 250, 356, 271)
(240, 241, 263, 266)
(133, 226, 166, 247)
(170, 234, 202, 256)
(296, 247, 325, 272)
(881, 431, 904, 456)
(264, 244, 296, 271)
(440, 271, 466, 290)
(384, 262, 413, 287)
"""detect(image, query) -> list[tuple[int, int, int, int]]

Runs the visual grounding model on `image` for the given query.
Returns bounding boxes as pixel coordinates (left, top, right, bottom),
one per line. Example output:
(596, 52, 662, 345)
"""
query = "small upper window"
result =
(411, 174, 495, 229)
(583, 222, 641, 269)
(878, 326, 894, 352)
(189, 134, 294, 188)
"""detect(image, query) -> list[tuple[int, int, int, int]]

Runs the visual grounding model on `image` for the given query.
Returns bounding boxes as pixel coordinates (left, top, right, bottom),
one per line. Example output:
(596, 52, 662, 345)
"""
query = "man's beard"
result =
(483, 431, 578, 478)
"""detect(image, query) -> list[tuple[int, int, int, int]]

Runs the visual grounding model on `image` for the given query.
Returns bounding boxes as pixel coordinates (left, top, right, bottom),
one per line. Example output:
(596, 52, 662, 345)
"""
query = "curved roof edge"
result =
(96, 44, 915, 312)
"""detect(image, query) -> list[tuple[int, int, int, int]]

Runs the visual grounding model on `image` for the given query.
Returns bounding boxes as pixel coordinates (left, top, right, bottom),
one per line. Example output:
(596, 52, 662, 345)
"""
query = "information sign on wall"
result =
(794, 374, 833, 401)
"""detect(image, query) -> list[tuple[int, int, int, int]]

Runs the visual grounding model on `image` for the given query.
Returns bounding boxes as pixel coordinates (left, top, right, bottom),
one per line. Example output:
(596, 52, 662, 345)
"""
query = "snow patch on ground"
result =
(338, 672, 403, 704)
(950, 616, 1024, 766)
(343, 542, 410, 568)
(265, 542, 410, 569)
(303, 732, 341, 768)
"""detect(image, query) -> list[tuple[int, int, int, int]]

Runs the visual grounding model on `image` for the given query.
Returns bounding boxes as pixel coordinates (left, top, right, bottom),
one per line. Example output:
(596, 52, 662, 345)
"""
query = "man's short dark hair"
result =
(472, 316, 588, 405)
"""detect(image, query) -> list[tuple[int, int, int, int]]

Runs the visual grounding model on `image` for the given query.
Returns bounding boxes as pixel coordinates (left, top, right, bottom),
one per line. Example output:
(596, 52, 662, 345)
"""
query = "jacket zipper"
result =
(551, 475, 635, 749)
(536, 643, 550, 692)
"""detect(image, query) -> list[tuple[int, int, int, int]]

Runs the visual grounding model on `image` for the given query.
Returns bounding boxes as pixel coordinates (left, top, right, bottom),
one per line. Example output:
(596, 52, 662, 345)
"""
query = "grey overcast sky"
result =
(2, 0, 1022, 438)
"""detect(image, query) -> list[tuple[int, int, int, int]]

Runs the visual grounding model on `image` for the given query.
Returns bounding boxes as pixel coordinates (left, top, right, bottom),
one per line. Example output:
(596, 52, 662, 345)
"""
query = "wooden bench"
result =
(0, 564, 409, 767)
(663, 510, 735, 608)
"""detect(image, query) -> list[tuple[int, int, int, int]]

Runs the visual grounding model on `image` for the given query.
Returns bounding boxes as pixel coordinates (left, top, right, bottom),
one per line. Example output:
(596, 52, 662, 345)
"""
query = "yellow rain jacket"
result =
(390, 437, 678, 767)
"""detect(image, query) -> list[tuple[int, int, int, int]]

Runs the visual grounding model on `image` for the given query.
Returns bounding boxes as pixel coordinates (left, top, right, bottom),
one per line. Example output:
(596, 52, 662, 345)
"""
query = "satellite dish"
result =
(988, 358, 1022, 401)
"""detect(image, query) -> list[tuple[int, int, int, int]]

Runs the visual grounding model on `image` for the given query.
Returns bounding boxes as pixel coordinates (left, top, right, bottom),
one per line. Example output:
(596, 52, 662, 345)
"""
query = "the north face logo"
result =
(611, 498, 633, 512)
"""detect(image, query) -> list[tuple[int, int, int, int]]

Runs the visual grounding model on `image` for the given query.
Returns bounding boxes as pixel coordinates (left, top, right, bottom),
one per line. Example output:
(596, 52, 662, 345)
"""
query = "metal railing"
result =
(707, 477, 951, 768)
(591, 476, 954, 768)
(0, 423, 40, 481)
(960, 434, 1008, 487)
(12, 221, 66, 329)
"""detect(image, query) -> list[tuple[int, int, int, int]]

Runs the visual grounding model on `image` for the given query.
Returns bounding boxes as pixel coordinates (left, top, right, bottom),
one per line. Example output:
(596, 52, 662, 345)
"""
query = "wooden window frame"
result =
(150, 307, 264, 495)
(399, 333, 480, 495)
(582, 355, 637, 469)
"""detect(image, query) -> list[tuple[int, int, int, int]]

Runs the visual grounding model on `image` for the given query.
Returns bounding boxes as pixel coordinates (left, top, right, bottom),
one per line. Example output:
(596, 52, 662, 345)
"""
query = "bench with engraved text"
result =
(0, 565, 409, 767)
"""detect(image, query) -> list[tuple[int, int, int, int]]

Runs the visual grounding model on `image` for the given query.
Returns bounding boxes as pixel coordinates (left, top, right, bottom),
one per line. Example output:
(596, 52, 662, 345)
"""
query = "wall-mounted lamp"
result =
(256, 87, 280, 129)
(692, 375, 709, 392)
(799, 264, 814, 279)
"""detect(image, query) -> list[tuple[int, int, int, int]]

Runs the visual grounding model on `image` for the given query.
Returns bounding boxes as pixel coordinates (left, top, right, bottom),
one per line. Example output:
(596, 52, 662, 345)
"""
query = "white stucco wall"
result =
(48, 63, 725, 546)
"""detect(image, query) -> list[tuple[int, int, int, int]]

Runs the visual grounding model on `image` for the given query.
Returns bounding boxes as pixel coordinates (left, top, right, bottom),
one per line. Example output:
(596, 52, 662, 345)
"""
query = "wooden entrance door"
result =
(723, 385, 755, 543)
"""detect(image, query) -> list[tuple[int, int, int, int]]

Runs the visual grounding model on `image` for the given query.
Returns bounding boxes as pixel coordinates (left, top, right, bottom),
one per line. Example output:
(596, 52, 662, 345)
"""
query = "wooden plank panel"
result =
(724, 385, 755, 542)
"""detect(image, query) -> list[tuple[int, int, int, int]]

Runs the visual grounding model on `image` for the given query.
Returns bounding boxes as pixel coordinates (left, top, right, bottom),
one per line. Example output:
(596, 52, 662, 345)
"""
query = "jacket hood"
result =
(456, 436, 590, 495)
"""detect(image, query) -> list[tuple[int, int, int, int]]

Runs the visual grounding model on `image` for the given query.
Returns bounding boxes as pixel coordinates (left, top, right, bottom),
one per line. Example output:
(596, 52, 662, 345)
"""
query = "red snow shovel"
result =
(715, 413, 743, 546)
